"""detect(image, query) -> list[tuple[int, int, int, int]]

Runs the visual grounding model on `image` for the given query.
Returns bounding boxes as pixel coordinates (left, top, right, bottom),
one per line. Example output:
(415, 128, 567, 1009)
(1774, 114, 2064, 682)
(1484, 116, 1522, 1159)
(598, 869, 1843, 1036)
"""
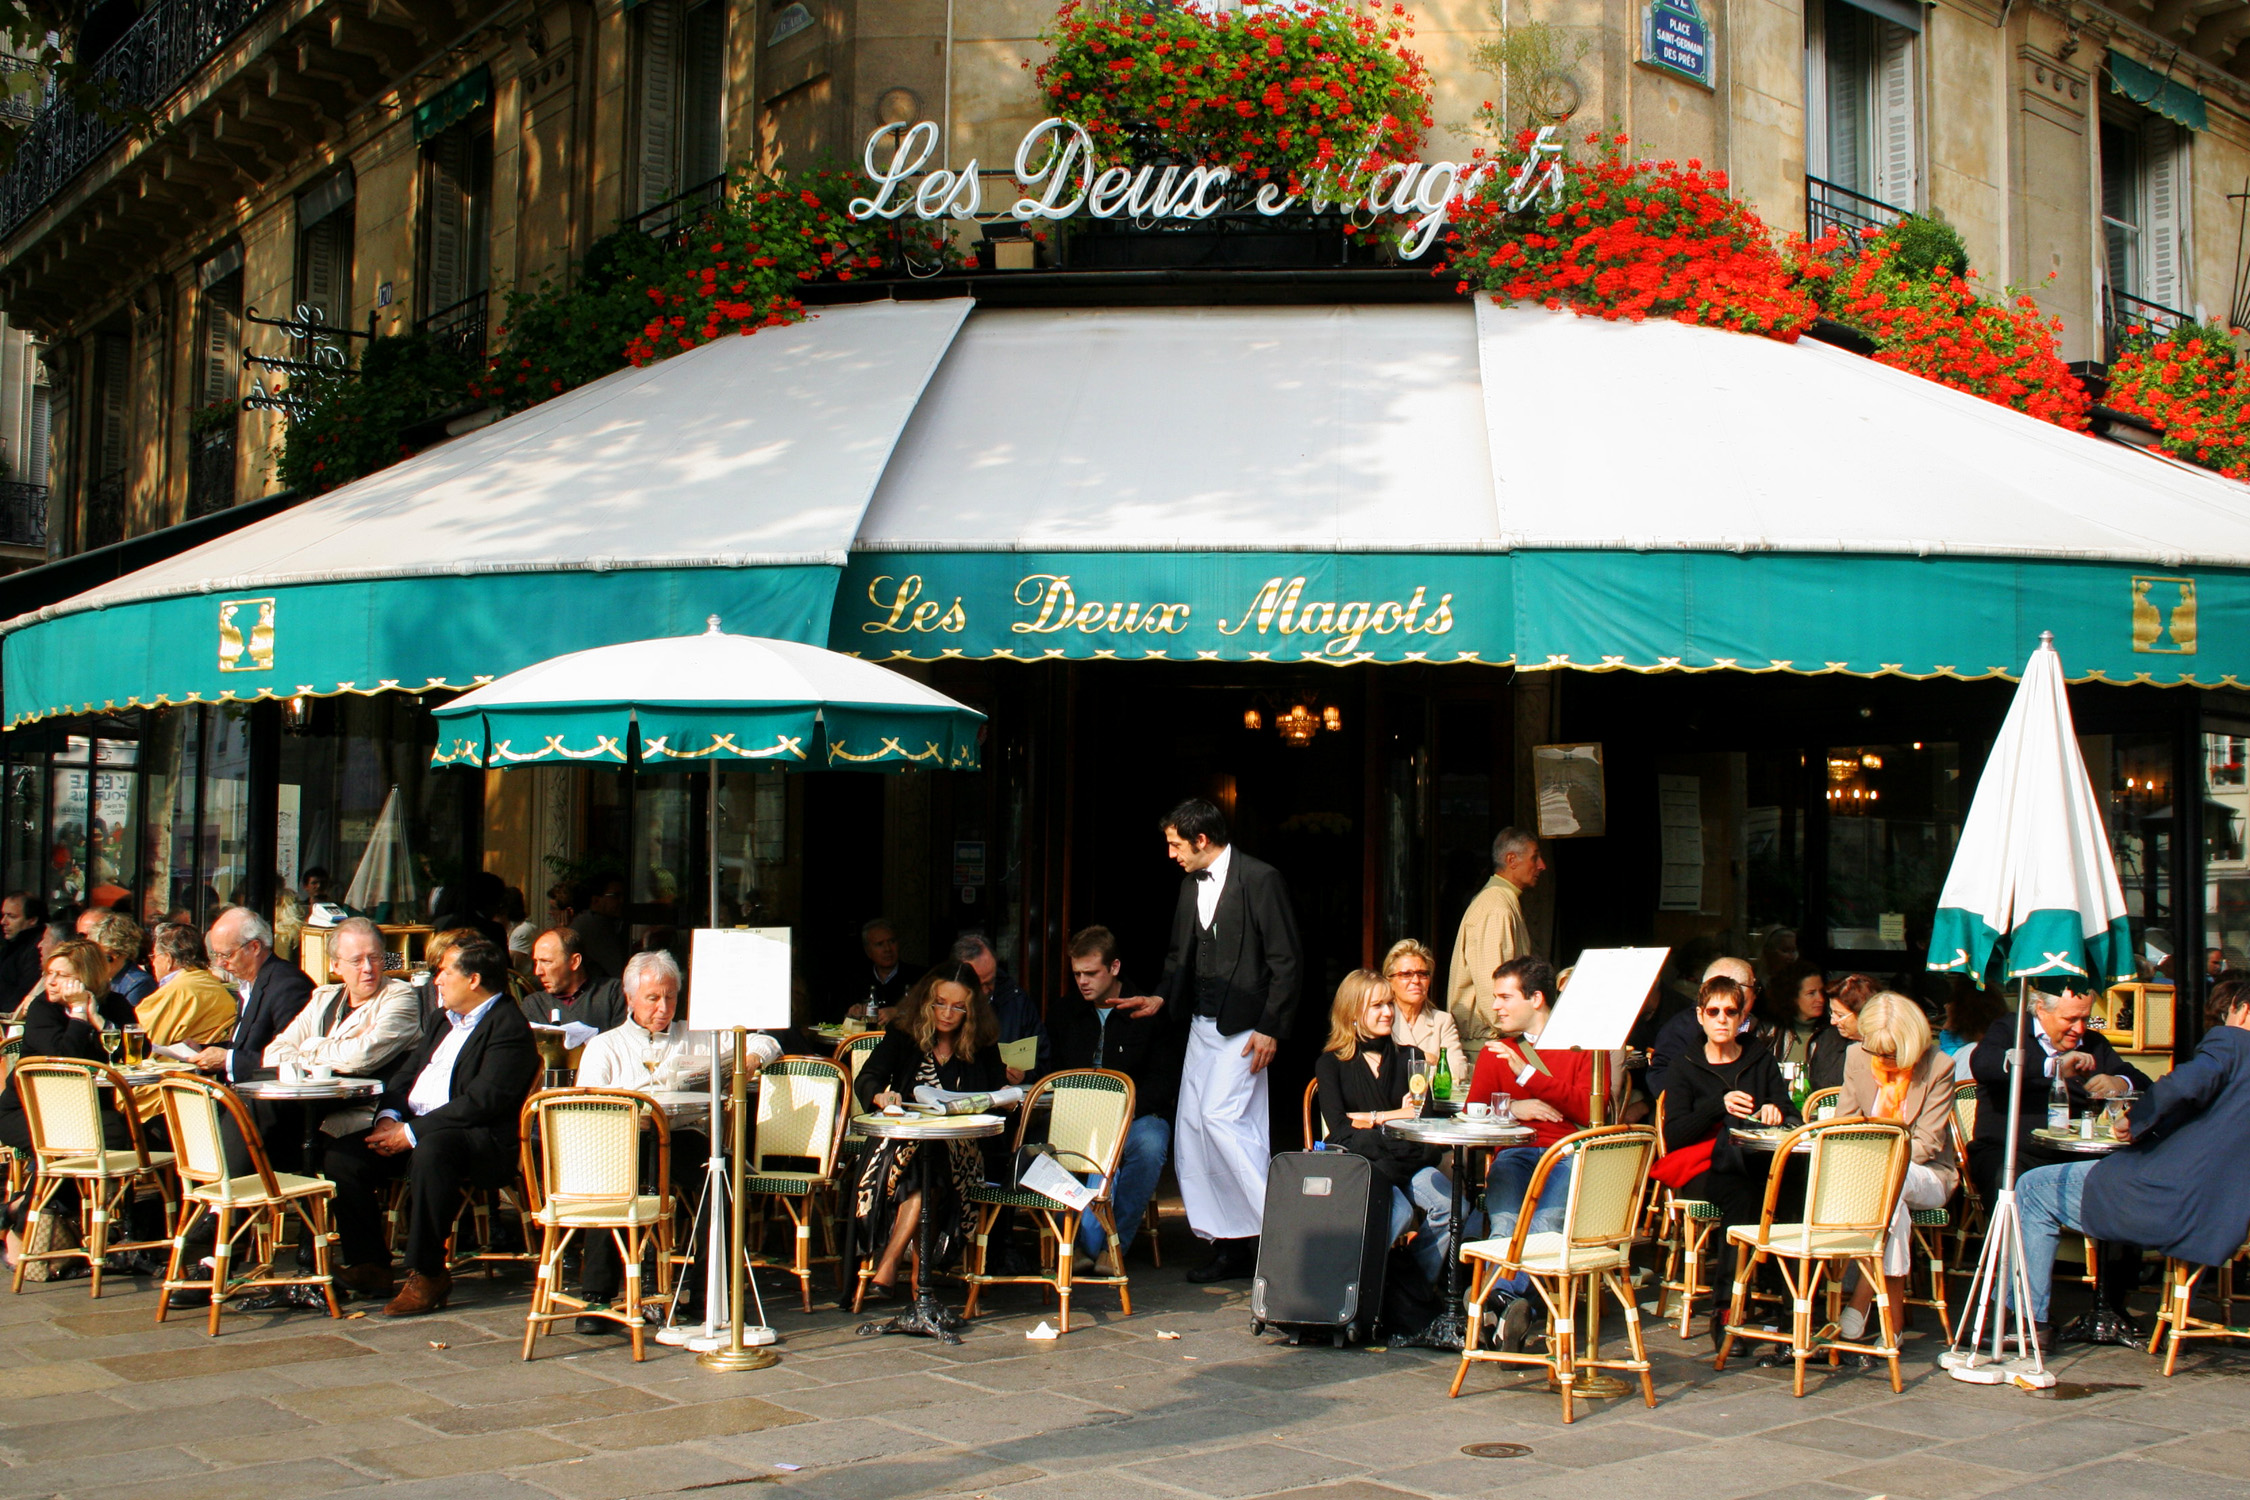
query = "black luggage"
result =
(1249, 1148, 1391, 1348)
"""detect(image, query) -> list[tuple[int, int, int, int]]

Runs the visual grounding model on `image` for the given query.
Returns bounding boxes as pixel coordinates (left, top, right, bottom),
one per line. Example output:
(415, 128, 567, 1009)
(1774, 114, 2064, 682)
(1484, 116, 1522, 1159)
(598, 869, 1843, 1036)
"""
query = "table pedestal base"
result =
(858, 1290, 966, 1344)
(1548, 1370, 1633, 1399)
(2059, 1306, 2142, 1347)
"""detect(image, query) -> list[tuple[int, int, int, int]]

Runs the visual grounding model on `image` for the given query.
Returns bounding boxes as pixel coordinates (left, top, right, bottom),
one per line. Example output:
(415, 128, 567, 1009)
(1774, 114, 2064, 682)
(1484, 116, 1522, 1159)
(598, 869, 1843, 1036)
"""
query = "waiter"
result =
(1121, 797, 1301, 1284)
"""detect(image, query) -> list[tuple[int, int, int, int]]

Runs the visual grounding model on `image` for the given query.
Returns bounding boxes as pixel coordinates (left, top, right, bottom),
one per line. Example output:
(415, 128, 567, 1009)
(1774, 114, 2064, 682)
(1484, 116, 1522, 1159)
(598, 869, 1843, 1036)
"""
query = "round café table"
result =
(2030, 1125, 2137, 1344)
(853, 1111, 1006, 1344)
(233, 1077, 384, 1170)
(2031, 1125, 2126, 1156)
(1381, 1114, 1535, 1351)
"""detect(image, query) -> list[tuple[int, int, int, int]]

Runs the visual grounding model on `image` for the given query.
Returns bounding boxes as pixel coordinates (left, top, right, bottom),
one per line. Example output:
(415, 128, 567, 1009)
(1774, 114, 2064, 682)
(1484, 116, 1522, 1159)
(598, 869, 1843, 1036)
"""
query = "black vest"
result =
(1192, 907, 1227, 1020)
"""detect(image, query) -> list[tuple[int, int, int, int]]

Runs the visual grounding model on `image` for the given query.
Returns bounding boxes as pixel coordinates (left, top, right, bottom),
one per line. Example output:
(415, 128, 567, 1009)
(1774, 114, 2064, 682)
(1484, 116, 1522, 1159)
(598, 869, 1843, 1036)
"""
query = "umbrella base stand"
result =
(1942, 1187, 2056, 1390)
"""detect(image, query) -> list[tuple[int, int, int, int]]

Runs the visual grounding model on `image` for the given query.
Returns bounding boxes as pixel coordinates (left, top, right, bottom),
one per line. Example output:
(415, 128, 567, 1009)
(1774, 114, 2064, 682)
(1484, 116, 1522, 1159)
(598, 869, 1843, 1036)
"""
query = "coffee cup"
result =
(308, 1064, 334, 1083)
(280, 1062, 302, 1085)
(1465, 1101, 1493, 1121)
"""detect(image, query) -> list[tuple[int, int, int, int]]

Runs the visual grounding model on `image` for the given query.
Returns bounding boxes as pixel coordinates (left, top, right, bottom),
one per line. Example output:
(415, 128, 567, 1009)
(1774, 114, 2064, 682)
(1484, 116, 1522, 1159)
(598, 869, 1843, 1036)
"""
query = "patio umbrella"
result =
(343, 785, 419, 923)
(425, 618, 984, 1364)
(1927, 632, 2136, 1386)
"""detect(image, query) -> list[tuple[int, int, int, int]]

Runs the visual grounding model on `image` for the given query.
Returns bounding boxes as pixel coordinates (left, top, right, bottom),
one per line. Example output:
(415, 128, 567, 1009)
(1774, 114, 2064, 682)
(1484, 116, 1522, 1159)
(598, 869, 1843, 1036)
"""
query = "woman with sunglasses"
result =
(849, 963, 1010, 1303)
(1380, 939, 1467, 1089)
(1652, 974, 1800, 1246)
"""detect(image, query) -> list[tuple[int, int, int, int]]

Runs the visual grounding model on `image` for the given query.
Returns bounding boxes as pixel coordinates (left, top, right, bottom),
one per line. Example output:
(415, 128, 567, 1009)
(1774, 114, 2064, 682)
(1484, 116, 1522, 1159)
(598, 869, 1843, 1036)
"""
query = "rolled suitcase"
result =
(1249, 1148, 1391, 1348)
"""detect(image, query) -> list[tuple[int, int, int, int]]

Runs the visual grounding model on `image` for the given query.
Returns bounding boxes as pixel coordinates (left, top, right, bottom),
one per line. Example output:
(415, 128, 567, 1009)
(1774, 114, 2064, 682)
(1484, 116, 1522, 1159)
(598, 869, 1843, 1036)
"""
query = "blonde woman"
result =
(1834, 990, 1958, 1343)
(0, 940, 136, 1266)
(1381, 939, 1467, 1086)
(1312, 970, 1453, 1288)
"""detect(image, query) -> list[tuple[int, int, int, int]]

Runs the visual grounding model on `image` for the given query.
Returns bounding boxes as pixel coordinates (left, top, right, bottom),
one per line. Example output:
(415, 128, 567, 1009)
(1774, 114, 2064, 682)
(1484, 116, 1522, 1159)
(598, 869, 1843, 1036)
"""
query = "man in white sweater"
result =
(261, 918, 420, 1151)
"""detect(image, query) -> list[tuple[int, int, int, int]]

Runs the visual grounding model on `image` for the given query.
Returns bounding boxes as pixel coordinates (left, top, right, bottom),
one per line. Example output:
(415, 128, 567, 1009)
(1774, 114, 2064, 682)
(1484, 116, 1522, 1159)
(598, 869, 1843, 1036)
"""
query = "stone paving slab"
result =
(4, 1210, 2250, 1500)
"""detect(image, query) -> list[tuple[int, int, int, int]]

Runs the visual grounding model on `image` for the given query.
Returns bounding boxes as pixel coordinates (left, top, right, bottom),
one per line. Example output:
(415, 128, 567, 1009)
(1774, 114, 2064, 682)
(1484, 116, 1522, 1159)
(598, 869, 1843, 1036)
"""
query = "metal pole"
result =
(699, 1028, 775, 1371)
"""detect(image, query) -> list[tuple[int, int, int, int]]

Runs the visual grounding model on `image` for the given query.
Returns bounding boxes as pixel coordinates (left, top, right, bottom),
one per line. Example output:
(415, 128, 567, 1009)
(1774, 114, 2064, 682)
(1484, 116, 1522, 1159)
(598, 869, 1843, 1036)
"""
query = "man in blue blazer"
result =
(2014, 975, 2250, 1348)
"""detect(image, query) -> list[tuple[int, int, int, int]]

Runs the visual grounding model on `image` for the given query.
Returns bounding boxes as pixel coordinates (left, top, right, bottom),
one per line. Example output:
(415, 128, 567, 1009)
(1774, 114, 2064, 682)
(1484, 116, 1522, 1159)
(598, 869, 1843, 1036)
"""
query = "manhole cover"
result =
(1461, 1443, 1534, 1459)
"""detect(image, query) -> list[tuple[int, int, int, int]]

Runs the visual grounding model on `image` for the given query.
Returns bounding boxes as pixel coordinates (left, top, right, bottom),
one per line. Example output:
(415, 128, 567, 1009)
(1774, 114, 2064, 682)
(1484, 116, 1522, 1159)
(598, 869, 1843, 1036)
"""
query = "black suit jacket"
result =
(1968, 1012, 2153, 1181)
(1155, 849, 1302, 1040)
(381, 994, 541, 1138)
(228, 951, 314, 1081)
(1048, 986, 1180, 1120)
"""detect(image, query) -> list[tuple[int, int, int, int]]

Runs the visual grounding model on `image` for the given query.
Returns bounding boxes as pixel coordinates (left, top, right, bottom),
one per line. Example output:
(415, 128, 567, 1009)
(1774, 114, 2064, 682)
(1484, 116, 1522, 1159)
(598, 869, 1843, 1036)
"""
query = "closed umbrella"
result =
(1927, 631, 2135, 1385)
(343, 785, 418, 923)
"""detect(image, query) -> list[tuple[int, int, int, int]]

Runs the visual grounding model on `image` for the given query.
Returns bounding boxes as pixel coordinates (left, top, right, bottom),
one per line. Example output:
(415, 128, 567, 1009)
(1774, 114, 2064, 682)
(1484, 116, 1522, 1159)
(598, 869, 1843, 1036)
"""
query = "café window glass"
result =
(1824, 742, 1960, 955)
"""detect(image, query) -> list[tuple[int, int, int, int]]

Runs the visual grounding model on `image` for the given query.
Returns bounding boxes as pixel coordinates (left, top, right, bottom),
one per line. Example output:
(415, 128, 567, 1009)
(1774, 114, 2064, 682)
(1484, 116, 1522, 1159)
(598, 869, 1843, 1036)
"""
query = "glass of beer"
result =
(122, 1026, 147, 1066)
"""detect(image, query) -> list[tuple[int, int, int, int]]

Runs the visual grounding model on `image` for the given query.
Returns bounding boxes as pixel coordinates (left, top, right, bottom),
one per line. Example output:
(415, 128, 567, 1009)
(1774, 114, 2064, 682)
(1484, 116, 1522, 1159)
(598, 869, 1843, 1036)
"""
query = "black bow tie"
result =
(1194, 870, 1214, 881)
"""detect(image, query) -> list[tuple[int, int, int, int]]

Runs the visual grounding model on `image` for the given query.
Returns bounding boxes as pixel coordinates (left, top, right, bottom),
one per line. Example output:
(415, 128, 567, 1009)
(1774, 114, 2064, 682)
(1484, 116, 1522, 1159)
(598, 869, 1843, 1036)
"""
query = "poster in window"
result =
(1534, 743, 1606, 839)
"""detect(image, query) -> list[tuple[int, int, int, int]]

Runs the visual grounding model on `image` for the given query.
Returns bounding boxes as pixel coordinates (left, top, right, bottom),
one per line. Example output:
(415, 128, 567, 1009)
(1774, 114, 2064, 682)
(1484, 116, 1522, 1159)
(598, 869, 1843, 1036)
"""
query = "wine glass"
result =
(100, 1024, 122, 1065)
(643, 1044, 664, 1093)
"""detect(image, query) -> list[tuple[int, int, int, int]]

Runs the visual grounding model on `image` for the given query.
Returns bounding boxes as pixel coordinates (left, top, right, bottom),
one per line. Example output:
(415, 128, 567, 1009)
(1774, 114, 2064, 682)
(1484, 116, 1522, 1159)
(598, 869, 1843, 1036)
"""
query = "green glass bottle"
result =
(1433, 1047, 1454, 1102)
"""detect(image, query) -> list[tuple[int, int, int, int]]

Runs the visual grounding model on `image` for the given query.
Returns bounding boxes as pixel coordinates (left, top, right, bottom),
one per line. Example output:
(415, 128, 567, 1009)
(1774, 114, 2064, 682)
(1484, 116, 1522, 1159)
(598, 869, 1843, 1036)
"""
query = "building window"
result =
(188, 248, 242, 518)
(418, 115, 492, 360)
(82, 329, 129, 550)
(1805, 0, 1916, 237)
(633, 0, 727, 221)
(295, 173, 356, 339)
(2101, 114, 2190, 353)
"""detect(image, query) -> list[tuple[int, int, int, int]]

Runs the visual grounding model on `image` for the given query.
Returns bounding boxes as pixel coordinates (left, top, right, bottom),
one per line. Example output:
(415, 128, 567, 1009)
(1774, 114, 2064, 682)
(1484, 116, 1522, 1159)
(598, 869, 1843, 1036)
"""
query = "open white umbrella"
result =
(1928, 632, 2136, 1386)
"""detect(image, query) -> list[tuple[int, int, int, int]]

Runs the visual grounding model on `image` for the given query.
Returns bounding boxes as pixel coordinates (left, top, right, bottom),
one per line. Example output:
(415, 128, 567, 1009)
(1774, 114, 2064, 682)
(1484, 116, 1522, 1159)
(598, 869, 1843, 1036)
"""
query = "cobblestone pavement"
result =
(4, 1216, 2248, 1500)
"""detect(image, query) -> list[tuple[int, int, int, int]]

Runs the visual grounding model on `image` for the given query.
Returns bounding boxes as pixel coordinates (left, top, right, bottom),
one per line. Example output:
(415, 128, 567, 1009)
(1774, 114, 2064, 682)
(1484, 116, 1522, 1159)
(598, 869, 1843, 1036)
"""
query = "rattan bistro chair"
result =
(11, 1058, 176, 1297)
(1449, 1125, 1660, 1424)
(520, 1088, 673, 1362)
(964, 1069, 1136, 1334)
(1649, 1095, 1729, 1337)
(1714, 1117, 1911, 1396)
(153, 1074, 341, 1335)
(745, 1057, 850, 1311)
(2148, 1230, 2250, 1376)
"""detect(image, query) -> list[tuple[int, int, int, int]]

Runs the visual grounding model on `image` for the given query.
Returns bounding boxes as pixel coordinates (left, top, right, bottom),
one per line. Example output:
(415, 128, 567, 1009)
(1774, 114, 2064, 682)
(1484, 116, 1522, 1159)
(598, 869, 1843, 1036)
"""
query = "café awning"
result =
(0, 298, 969, 727)
(836, 301, 2250, 685)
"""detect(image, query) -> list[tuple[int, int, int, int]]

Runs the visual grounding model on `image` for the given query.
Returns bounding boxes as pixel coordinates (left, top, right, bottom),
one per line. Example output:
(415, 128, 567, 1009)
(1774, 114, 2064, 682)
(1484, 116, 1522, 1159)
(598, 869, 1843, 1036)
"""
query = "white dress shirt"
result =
(575, 1020, 777, 1090)
(1196, 844, 1233, 929)
(382, 993, 499, 1146)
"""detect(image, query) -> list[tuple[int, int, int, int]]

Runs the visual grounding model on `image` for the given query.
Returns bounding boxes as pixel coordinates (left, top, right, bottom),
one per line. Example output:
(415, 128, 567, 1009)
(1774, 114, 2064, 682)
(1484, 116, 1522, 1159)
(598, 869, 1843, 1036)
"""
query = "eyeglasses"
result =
(1390, 969, 1432, 983)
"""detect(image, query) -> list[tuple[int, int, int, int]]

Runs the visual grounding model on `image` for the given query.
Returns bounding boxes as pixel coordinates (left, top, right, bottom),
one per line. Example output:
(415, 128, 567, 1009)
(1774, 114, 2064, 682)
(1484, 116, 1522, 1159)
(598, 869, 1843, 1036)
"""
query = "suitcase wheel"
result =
(1287, 1331, 1302, 1346)
(1333, 1327, 1348, 1349)
(1251, 1319, 1266, 1337)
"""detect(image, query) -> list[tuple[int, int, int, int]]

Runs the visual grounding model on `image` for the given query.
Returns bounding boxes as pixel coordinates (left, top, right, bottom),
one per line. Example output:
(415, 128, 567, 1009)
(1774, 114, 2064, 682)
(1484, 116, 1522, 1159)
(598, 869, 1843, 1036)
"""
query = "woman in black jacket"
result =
(1, 939, 137, 1267)
(850, 963, 1011, 1301)
(1313, 969, 1452, 1287)
(1657, 975, 1799, 1233)
(1806, 973, 1877, 1092)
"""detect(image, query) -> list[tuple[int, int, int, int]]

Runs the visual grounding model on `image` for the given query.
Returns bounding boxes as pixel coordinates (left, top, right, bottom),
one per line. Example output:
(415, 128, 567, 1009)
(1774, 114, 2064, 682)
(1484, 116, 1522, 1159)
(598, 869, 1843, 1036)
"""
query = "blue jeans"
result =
(2012, 1160, 2097, 1325)
(1078, 1115, 1171, 1260)
(1482, 1146, 1573, 1302)
(1387, 1166, 1456, 1286)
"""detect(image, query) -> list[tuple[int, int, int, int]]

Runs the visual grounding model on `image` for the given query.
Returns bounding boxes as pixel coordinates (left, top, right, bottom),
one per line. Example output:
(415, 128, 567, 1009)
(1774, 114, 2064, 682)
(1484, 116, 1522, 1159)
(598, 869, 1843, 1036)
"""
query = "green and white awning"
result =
(1927, 636, 2136, 988)
(429, 623, 982, 772)
(12, 297, 2250, 730)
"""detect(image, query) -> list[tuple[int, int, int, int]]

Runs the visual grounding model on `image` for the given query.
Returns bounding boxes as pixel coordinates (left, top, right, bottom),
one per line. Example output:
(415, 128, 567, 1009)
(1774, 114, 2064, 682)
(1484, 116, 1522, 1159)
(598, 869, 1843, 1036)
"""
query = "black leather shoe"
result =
(575, 1314, 624, 1336)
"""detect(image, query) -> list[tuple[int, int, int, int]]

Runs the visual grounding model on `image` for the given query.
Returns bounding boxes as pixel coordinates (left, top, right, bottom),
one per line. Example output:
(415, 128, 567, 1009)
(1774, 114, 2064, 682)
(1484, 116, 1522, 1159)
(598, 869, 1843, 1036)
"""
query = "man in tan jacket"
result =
(1447, 828, 1546, 1058)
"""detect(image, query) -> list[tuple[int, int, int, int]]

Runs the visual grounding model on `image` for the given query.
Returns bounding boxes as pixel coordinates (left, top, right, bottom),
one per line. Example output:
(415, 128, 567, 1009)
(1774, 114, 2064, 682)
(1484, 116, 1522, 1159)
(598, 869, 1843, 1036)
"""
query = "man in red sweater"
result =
(1464, 955, 1595, 1349)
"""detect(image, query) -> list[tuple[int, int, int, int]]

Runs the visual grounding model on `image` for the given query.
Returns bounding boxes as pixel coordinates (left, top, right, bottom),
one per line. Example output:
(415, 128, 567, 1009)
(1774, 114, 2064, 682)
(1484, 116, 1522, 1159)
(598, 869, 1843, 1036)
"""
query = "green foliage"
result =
(1878, 214, 1970, 282)
(1469, 0, 1592, 139)
(274, 332, 479, 496)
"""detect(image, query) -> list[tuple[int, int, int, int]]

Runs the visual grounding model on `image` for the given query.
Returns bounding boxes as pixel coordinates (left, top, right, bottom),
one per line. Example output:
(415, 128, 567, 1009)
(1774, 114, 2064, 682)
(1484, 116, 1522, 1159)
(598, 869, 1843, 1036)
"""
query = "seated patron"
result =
(1809, 974, 1879, 1093)
(262, 917, 420, 1147)
(571, 951, 775, 1332)
(851, 965, 1011, 1301)
(954, 932, 1047, 1081)
(1645, 957, 1764, 1098)
(0, 940, 138, 1267)
(191, 908, 314, 1083)
(1832, 991, 1959, 1343)
(2012, 976, 2250, 1349)
(1313, 969, 1453, 1290)
(322, 939, 541, 1314)
(1048, 926, 1175, 1270)
(1968, 985, 2150, 1203)
(1764, 961, 1833, 1085)
(131, 923, 239, 1120)
(1652, 975, 1797, 1295)
(1382, 939, 1468, 1086)
(524, 927, 625, 1034)
(843, 917, 912, 1026)
(0, 892, 44, 1012)
(88, 911, 153, 1010)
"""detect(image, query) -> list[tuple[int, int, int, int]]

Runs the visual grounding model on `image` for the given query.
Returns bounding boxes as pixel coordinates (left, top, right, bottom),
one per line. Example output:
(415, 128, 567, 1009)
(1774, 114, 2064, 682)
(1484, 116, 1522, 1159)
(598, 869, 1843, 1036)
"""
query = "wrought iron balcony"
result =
(186, 429, 237, 518)
(82, 471, 126, 551)
(2105, 287, 2194, 363)
(0, 0, 275, 240)
(626, 175, 727, 245)
(416, 289, 489, 364)
(1805, 175, 1906, 249)
(0, 480, 46, 549)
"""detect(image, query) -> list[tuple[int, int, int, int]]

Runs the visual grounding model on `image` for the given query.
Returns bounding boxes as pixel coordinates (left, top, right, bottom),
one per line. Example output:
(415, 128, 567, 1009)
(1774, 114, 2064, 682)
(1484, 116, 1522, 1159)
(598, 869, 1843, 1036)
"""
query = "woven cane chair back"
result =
(1802, 1087, 1842, 1120)
(155, 1074, 279, 1205)
(19, 1060, 109, 1163)
(1038, 1070, 1133, 1179)
(836, 1032, 884, 1080)
(533, 1092, 646, 1216)
(1952, 1084, 1978, 1157)
(1559, 1127, 1657, 1250)
(755, 1059, 845, 1174)
(1802, 1120, 1909, 1237)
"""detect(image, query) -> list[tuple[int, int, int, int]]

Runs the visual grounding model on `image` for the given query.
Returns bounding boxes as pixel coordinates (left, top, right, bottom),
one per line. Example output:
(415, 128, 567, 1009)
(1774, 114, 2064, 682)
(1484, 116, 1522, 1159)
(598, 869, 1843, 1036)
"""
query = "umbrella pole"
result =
(707, 762, 720, 928)
(1942, 976, 2055, 1387)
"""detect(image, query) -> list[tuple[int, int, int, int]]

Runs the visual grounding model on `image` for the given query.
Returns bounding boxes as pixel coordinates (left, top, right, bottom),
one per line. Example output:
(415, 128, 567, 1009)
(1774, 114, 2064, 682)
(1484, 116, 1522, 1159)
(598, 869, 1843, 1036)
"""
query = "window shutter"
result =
(424, 133, 468, 312)
(637, 0, 682, 212)
(1873, 22, 1916, 210)
(199, 273, 242, 410)
(1823, 0, 1869, 194)
(95, 333, 130, 478)
(2143, 116, 2187, 311)
(680, 0, 726, 189)
(298, 211, 352, 326)
(25, 383, 49, 488)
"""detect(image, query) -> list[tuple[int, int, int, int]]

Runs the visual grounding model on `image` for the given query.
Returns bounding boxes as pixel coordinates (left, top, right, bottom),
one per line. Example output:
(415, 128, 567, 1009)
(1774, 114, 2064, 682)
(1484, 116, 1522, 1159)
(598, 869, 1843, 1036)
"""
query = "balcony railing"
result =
(82, 471, 126, 551)
(2105, 286, 2195, 363)
(1806, 175, 1906, 248)
(0, 0, 275, 240)
(0, 480, 47, 549)
(416, 289, 489, 364)
(186, 429, 236, 518)
(625, 175, 727, 245)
